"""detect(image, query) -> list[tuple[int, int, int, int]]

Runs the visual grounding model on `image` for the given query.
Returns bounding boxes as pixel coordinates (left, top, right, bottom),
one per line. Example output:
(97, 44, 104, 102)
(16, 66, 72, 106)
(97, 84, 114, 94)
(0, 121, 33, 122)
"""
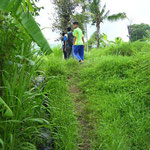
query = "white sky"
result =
(36, 0, 150, 46)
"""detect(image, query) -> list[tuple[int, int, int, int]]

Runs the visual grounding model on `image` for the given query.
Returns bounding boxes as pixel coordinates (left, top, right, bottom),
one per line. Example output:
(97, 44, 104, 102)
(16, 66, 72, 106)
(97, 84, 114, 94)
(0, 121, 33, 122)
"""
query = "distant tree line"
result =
(52, 0, 150, 48)
(128, 23, 150, 42)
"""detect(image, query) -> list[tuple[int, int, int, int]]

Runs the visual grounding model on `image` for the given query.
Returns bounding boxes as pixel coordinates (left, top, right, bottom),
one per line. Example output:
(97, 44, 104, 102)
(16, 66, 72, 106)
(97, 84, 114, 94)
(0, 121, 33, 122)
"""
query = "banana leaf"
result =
(0, 0, 51, 54)
(15, 9, 51, 54)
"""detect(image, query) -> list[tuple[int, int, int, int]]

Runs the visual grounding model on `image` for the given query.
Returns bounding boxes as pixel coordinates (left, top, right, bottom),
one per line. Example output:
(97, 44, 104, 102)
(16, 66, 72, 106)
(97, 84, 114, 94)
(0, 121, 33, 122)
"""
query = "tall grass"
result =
(0, 46, 51, 150)
(79, 41, 150, 150)
(0, 43, 79, 149)
(39, 53, 79, 150)
(1, 12, 79, 150)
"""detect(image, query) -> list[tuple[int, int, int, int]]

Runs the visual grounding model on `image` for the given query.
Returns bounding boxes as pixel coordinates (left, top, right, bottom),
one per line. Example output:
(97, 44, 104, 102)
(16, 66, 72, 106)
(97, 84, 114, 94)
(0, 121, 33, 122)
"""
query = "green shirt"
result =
(73, 27, 84, 45)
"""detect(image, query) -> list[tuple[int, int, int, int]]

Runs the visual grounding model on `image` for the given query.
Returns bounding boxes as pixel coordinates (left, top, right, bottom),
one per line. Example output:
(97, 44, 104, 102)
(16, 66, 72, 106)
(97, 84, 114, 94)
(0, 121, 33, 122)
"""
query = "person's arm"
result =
(64, 35, 67, 51)
(82, 36, 85, 46)
(65, 41, 67, 51)
(73, 37, 77, 45)
(73, 29, 77, 45)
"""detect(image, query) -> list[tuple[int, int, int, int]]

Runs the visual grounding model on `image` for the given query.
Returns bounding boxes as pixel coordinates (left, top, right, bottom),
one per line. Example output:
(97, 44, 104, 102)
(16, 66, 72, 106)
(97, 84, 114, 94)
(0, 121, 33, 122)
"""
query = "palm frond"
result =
(107, 12, 127, 21)
(101, 10, 110, 21)
(100, 4, 106, 16)
(90, 0, 100, 14)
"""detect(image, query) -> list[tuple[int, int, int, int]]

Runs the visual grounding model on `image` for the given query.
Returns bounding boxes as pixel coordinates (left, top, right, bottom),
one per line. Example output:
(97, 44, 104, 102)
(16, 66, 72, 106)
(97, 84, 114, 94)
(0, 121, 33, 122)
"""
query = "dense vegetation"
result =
(78, 41, 150, 149)
(0, 44, 78, 149)
(0, 1, 150, 150)
(1, 29, 150, 150)
(128, 23, 150, 42)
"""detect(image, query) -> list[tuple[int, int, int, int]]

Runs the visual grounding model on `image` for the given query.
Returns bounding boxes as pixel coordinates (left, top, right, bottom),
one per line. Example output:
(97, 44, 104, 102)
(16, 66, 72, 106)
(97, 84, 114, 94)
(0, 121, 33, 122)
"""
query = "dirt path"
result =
(68, 72, 92, 150)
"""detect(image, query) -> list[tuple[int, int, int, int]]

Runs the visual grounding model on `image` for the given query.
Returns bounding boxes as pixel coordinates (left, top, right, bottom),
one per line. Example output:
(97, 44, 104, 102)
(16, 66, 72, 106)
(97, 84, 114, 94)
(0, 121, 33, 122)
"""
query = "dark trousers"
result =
(67, 46, 72, 58)
(63, 50, 67, 59)
(63, 46, 72, 59)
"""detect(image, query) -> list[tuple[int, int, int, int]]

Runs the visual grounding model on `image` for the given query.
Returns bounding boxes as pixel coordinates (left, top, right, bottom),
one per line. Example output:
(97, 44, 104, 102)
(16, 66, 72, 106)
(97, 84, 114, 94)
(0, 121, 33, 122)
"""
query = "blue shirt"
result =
(64, 34, 69, 47)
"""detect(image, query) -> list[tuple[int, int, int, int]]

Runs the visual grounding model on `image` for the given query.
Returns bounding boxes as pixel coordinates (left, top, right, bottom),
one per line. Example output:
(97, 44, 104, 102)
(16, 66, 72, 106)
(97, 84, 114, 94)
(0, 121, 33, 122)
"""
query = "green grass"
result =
(1, 41, 150, 150)
(0, 45, 79, 150)
(77, 41, 150, 150)
(38, 42, 150, 150)
(39, 54, 79, 150)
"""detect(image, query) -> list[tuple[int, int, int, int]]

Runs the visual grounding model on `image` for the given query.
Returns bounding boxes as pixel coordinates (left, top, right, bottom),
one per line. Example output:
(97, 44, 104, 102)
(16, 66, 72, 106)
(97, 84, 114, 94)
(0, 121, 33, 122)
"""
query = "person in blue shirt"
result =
(64, 27, 74, 59)
(61, 32, 67, 59)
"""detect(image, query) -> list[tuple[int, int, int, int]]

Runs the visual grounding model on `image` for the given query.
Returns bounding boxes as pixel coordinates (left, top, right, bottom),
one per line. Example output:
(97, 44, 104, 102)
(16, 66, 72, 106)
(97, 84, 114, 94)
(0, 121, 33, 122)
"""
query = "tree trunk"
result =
(96, 23, 100, 48)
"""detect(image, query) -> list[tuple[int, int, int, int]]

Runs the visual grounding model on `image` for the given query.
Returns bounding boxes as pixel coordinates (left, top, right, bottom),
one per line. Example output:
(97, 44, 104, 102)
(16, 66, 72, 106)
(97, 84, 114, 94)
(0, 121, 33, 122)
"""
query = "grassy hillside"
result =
(38, 50, 79, 150)
(1, 42, 149, 150)
(38, 41, 150, 150)
(78, 41, 150, 150)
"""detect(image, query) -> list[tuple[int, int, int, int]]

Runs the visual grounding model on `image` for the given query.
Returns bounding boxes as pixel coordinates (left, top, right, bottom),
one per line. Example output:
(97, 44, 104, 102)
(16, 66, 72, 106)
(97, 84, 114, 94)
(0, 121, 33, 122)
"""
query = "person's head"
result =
(73, 22, 79, 29)
(67, 27, 71, 32)
(62, 32, 66, 36)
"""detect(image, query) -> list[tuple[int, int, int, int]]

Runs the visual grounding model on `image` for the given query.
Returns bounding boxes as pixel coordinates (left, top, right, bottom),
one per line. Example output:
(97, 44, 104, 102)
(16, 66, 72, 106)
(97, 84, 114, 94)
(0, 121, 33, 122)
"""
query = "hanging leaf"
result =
(0, 97, 13, 118)
(26, 0, 34, 12)
(0, 138, 4, 149)
(0, 0, 15, 12)
(15, 9, 51, 54)
(22, 0, 27, 12)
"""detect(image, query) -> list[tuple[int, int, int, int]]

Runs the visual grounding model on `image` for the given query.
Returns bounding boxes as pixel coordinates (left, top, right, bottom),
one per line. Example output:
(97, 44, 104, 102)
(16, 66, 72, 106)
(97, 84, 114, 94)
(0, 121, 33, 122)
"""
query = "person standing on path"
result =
(64, 27, 74, 59)
(61, 32, 67, 59)
(73, 22, 85, 63)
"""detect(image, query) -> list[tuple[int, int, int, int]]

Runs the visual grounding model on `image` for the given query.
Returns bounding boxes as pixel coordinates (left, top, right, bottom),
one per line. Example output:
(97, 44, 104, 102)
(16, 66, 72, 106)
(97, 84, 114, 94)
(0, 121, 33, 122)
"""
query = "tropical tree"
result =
(52, 0, 77, 33)
(52, 0, 90, 34)
(89, 0, 127, 48)
(73, 0, 90, 32)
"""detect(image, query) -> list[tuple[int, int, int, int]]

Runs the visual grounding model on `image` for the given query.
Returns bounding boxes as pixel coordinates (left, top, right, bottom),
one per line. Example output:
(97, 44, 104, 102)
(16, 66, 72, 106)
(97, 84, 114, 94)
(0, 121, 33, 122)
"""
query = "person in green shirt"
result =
(73, 22, 85, 63)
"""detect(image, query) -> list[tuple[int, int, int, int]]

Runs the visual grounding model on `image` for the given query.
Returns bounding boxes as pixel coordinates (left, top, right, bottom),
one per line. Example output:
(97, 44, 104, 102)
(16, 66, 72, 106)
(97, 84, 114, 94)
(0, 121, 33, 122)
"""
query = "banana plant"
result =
(0, 0, 51, 54)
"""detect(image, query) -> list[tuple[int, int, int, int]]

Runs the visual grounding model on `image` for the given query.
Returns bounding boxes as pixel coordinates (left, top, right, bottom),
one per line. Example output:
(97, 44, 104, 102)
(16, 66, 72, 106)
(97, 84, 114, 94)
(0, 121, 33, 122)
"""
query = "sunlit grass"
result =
(78, 41, 150, 150)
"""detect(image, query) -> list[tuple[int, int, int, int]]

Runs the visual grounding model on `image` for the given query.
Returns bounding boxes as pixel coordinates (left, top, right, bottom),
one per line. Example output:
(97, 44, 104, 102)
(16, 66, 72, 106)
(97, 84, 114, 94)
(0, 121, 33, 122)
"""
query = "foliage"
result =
(38, 53, 79, 150)
(86, 31, 97, 49)
(52, 0, 77, 33)
(0, 44, 79, 149)
(1, 2, 150, 150)
(52, 0, 90, 34)
(0, 0, 51, 53)
(128, 23, 150, 42)
(145, 30, 150, 38)
(0, 1, 51, 149)
(89, 0, 126, 48)
(87, 31, 124, 49)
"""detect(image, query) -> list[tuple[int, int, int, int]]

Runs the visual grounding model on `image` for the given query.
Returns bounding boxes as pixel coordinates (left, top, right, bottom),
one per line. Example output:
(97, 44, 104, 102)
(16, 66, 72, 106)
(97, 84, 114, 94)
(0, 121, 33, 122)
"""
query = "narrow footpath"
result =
(67, 66, 92, 150)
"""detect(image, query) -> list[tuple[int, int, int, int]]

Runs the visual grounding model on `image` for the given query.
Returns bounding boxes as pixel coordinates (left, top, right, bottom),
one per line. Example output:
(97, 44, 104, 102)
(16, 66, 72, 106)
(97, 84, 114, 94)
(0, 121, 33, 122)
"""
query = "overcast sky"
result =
(35, 0, 150, 46)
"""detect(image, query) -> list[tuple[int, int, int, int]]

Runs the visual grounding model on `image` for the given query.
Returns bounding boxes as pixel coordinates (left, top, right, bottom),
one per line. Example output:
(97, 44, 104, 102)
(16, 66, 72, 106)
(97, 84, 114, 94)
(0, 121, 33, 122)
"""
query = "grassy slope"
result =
(0, 46, 79, 150)
(39, 42, 150, 150)
(39, 51, 79, 150)
(78, 41, 150, 150)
